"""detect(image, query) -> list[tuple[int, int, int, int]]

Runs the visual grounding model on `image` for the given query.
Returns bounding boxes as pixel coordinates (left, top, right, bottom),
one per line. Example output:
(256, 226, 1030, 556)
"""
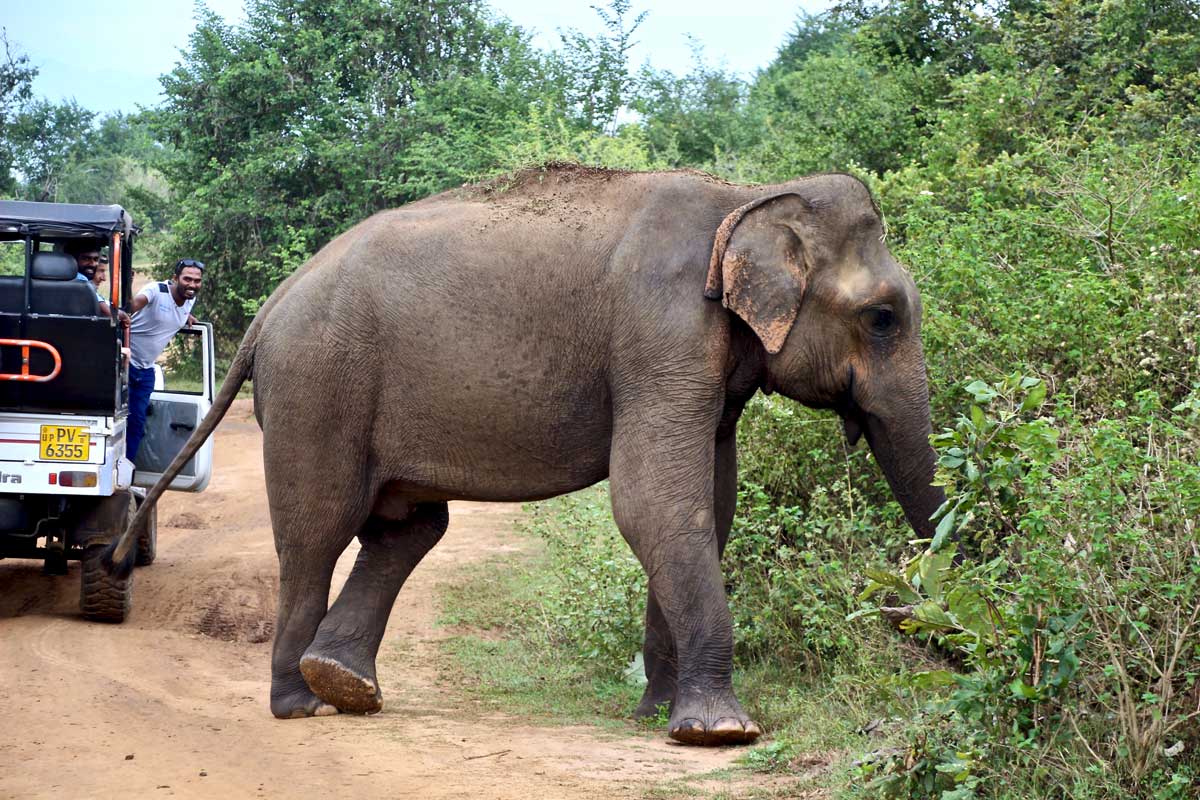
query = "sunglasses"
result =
(176, 258, 206, 270)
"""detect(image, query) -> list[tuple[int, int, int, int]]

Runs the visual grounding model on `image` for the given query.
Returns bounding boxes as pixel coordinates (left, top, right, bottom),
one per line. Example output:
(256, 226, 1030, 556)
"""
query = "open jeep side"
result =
(0, 201, 215, 622)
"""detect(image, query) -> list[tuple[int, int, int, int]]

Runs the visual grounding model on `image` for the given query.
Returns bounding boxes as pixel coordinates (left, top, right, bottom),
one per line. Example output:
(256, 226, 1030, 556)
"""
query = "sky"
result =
(3, 0, 830, 116)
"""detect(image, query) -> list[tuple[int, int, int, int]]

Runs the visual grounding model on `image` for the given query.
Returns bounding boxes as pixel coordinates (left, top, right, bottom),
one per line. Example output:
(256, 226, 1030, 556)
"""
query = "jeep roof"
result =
(0, 201, 136, 241)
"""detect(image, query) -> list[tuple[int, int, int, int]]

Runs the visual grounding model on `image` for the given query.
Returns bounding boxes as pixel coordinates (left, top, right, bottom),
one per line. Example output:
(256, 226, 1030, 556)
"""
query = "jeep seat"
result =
(0, 252, 100, 316)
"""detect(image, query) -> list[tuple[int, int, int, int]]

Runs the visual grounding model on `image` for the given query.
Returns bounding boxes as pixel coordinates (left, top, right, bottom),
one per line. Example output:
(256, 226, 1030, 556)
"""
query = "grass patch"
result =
(436, 445, 1200, 798)
(436, 497, 645, 732)
(433, 485, 920, 798)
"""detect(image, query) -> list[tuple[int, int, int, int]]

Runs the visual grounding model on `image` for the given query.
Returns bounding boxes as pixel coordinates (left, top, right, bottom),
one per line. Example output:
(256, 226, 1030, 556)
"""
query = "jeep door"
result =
(132, 322, 215, 492)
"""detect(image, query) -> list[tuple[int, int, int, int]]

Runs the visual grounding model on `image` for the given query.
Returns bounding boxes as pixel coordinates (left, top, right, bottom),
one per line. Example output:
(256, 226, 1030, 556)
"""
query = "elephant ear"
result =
(704, 193, 812, 354)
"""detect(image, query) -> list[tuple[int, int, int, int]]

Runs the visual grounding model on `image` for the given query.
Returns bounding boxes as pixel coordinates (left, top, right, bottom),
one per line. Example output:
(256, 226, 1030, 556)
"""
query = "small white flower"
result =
(920, 190, 934, 196)
(1178, 195, 1189, 202)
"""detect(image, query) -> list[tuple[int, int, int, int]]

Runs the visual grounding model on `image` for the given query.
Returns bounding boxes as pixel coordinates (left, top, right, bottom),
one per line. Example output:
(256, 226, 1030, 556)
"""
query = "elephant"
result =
(110, 164, 946, 747)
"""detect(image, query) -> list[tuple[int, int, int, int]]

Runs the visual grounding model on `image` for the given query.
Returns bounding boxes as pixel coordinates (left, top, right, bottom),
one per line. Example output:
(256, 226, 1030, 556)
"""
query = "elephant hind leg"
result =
(300, 502, 449, 714)
(270, 529, 358, 720)
(634, 589, 676, 720)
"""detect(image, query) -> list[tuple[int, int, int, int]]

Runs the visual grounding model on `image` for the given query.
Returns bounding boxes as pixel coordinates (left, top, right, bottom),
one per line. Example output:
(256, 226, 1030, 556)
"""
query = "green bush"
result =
(854, 377, 1200, 798)
(740, 45, 923, 179)
(514, 485, 647, 678)
(727, 477, 910, 671)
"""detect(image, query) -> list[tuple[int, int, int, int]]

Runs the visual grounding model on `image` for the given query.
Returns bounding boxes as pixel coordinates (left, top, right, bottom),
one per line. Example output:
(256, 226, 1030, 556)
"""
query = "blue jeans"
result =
(127, 365, 156, 461)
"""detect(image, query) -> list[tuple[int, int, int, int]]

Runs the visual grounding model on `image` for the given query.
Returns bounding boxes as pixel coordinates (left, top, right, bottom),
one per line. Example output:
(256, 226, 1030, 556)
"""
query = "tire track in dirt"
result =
(0, 398, 770, 799)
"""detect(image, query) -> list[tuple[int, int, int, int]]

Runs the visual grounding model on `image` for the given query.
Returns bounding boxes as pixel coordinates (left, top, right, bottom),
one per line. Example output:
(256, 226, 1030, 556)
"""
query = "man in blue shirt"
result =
(65, 241, 117, 317)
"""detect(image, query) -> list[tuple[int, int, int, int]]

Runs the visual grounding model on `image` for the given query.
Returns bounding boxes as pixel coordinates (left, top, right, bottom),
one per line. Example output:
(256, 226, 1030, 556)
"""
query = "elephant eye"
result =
(863, 305, 897, 336)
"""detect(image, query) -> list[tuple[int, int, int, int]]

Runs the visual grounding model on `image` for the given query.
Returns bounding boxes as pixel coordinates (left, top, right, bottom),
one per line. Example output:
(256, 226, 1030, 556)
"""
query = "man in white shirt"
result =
(126, 258, 204, 459)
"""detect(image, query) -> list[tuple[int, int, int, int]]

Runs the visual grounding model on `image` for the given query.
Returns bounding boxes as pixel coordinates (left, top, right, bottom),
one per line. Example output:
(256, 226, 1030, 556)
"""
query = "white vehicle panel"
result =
(0, 412, 127, 496)
(132, 323, 215, 493)
(0, 413, 108, 465)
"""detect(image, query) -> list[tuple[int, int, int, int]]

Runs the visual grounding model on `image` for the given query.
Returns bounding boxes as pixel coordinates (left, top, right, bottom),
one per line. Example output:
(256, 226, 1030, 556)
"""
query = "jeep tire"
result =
(80, 545, 132, 623)
(78, 492, 137, 623)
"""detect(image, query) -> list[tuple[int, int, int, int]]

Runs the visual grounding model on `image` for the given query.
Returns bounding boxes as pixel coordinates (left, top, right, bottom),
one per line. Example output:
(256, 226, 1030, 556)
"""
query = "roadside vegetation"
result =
(3, 1, 1197, 796)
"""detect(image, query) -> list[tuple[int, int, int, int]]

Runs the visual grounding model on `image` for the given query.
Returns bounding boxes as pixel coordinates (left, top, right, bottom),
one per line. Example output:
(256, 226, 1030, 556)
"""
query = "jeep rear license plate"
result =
(39, 425, 90, 462)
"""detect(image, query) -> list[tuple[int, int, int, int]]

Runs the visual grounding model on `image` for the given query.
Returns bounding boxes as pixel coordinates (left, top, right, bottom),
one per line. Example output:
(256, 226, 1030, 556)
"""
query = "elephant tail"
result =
(101, 312, 266, 575)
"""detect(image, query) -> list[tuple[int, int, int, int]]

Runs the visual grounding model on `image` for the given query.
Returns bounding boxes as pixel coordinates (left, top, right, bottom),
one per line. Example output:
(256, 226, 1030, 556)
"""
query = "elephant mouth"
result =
(842, 412, 865, 446)
(836, 366, 866, 447)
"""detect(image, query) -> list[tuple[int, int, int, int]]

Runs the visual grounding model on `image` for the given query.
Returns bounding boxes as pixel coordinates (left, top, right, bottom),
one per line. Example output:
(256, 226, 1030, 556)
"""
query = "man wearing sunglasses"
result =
(125, 258, 205, 460)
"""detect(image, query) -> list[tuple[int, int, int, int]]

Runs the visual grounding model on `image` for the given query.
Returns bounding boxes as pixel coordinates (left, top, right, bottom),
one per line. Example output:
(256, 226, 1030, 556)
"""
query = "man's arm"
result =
(97, 302, 132, 325)
(130, 293, 151, 314)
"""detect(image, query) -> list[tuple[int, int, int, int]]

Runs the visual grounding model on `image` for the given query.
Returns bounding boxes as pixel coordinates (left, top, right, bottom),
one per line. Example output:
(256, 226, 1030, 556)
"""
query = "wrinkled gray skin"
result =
(116, 166, 945, 746)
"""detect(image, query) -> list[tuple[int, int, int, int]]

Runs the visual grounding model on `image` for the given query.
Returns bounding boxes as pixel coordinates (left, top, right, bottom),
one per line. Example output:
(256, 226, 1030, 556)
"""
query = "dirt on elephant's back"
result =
(0, 399, 797, 800)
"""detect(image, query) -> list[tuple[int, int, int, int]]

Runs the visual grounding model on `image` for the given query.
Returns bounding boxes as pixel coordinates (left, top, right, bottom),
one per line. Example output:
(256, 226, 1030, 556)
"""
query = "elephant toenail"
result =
(711, 717, 762, 744)
(669, 718, 708, 745)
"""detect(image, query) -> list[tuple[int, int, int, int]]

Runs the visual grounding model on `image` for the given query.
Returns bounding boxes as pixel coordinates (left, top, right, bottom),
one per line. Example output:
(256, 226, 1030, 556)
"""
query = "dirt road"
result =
(0, 400, 756, 799)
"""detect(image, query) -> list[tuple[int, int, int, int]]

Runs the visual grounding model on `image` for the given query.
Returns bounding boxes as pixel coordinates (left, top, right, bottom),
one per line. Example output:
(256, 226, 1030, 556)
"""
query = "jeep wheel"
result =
(80, 546, 131, 623)
(134, 502, 157, 567)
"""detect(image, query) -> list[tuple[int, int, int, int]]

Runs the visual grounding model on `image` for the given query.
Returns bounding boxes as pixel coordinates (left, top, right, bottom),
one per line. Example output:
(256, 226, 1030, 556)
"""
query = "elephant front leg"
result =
(300, 503, 448, 714)
(611, 423, 759, 746)
(636, 433, 738, 721)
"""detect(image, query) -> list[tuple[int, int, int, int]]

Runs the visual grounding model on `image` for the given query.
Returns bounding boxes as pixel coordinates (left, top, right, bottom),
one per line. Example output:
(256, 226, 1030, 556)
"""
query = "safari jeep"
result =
(0, 201, 216, 622)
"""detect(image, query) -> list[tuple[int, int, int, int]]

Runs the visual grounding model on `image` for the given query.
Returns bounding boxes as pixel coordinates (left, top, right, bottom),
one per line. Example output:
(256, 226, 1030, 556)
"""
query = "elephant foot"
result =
(633, 685, 674, 720)
(270, 685, 340, 719)
(299, 653, 383, 714)
(667, 689, 762, 746)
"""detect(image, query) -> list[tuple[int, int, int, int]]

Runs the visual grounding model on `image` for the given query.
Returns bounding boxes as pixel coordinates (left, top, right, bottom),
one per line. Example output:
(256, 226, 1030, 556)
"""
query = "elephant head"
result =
(705, 174, 945, 539)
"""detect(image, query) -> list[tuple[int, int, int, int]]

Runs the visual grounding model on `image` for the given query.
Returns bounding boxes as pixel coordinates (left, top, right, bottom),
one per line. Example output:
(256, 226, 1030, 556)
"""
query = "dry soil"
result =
(0, 399, 783, 799)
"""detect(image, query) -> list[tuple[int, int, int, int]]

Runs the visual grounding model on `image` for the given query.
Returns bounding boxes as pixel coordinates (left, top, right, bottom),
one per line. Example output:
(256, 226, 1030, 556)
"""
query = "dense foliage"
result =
(2, 1, 1198, 795)
(144, 0, 663, 339)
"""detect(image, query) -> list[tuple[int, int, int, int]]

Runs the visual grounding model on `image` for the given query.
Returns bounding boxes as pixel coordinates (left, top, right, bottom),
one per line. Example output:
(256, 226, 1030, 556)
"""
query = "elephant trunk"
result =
(859, 408, 945, 542)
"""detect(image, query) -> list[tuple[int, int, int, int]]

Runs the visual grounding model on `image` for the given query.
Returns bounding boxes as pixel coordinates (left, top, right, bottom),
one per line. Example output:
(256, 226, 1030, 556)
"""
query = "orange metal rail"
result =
(110, 232, 122, 309)
(0, 338, 63, 382)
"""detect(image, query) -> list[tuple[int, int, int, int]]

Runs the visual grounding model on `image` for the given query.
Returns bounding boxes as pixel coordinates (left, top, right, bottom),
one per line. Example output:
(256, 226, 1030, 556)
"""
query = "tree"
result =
(742, 45, 922, 179)
(7, 99, 95, 202)
(771, 11, 858, 74)
(0, 29, 37, 196)
(52, 113, 173, 237)
(633, 43, 748, 172)
(557, 0, 647, 133)
(834, 0, 1002, 75)
(153, 0, 553, 340)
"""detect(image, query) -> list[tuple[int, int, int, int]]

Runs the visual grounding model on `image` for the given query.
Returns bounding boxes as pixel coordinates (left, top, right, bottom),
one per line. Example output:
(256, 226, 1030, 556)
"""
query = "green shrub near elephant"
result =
(111, 164, 943, 746)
